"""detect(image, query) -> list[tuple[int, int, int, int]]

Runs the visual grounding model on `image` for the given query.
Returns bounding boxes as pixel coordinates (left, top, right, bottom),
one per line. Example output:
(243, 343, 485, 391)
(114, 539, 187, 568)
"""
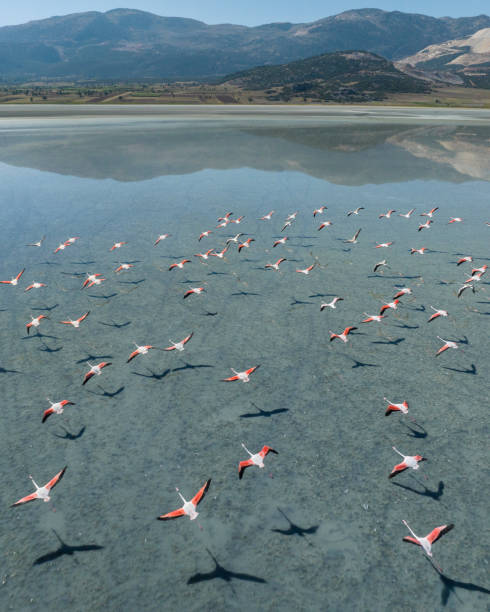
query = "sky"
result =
(1, 1, 489, 27)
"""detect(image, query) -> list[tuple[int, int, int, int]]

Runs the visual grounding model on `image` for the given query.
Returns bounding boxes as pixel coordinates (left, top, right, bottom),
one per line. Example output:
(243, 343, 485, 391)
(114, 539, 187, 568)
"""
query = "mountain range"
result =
(0, 8, 489, 81)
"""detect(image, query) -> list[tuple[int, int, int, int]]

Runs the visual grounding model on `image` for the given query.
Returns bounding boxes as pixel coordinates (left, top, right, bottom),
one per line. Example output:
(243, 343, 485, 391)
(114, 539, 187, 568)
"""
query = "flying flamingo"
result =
(329, 326, 357, 343)
(82, 273, 102, 288)
(362, 313, 385, 323)
(115, 263, 133, 273)
(320, 297, 343, 310)
(238, 238, 255, 252)
(154, 233, 170, 246)
(259, 211, 275, 220)
(168, 259, 191, 271)
(384, 397, 409, 416)
(456, 256, 472, 266)
(230, 215, 245, 225)
(402, 520, 454, 568)
(59, 312, 89, 328)
(418, 220, 432, 232)
(393, 287, 412, 299)
(448, 217, 463, 224)
(1, 269, 24, 286)
(435, 337, 458, 357)
(347, 207, 364, 216)
(225, 233, 243, 245)
(26, 236, 46, 247)
(389, 447, 425, 478)
(420, 206, 439, 218)
(471, 265, 487, 275)
(318, 221, 332, 231)
(313, 205, 327, 216)
(457, 283, 474, 298)
(222, 366, 259, 382)
(11, 467, 66, 506)
(82, 362, 112, 385)
(86, 277, 106, 288)
(54, 242, 70, 253)
(379, 209, 396, 219)
(184, 287, 205, 299)
(281, 220, 294, 232)
(238, 444, 278, 479)
(375, 242, 393, 248)
(344, 229, 361, 244)
(194, 250, 214, 261)
(265, 258, 286, 271)
(198, 230, 213, 241)
(26, 314, 48, 334)
(286, 211, 298, 221)
(296, 264, 315, 275)
(42, 399, 76, 423)
(428, 307, 448, 322)
(165, 333, 193, 352)
(373, 260, 388, 273)
(410, 247, 427, 255)
(110, 241, 126, 251)
(273, 237, 288, 248)
(24, 282, 46, 292)
(157, 479, 211, 521)
(211, 245, 228, 259)
(399, 209, 415, 218)
(379, 299, 400, 315)
(127, 344, 156, 362)
(218, 212, 233, 222)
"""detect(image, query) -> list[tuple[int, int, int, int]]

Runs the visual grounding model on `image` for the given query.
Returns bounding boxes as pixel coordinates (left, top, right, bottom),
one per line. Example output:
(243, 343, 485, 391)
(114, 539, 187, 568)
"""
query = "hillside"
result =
(0, 8, 489, 81)
(397, 28, 490, 88)
(221, 51, 431, 102)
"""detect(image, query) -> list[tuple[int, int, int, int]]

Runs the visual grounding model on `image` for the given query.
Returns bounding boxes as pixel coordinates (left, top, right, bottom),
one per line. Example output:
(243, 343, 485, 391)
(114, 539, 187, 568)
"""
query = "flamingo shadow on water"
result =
(132, 368, 171, 381)
(392, 477, 444, 501)
(53, 425, 86, 440)
(343, 355, 379, 369)
(271, 508, 319, 546)
(0, 365, 21, 374)
(32, 303, 58, 312)
(187, 549, 266, 588)
(76, 353, 113, 365)
(425, 558, 490, 607)
(98, 320, 131, 329)
(443, 364, 477, 375)
(87, 292, 118, 300)
(39, 342, 63, 354)
(33, 530, 104, 565)
(86, 385, 125, 398)
(240, 402, 288, 419)
(403, 422, 428, 439)
(371, 337, 405, 346)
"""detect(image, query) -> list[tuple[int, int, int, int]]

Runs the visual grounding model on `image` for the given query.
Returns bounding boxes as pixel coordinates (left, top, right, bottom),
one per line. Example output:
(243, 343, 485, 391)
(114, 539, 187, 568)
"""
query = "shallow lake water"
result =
(0, 106, 489, 611)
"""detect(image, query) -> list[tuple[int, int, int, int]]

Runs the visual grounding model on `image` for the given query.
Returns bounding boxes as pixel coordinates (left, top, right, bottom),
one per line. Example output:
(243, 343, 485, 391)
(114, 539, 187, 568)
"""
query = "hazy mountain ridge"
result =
(0, 8, 489, 81)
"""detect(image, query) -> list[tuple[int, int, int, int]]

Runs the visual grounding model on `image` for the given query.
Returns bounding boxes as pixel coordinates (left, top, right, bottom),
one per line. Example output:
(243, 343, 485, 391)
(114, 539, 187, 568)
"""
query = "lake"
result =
(0, 105, 489, 611)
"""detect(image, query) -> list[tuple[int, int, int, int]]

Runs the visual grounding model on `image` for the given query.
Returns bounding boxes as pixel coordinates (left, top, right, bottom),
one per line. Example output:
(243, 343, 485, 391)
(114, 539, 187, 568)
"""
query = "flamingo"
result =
(418, 220, 432, 232)
(127, 344, 156, 363)
(456, 256, 472, 266)
(273, 237, 288, 248)
(435, 337, 458, 357)
(168, 259, 191, 271)
(184, 287, 205, 299)
(24, 282, 46, 292)
(26, 236, 46, 247)
(1, 269, 25, 286)
(389, 447, 425, 478)
(313, 206, 327, 216)
(225, 233, 243, 244)
(238, 238, 255, 252)
(379, 299, 400, 315)
(402, 520, 453, 562)
(410, 247, 427, 255)
(329, 326, 357, 343)
(296, 264, 315, 275)
(157, 479, 211, 521)
(448, 217, 463, 224)
(110, 241, 126, 251)
(281, 220, 294, 232)
(259, 211, 275, 221)
(154, 233, 171, 246)
(393, 287, 412, 299)
(218, 212, 233, 222)
(286, 211, 298, 221)
(82, 362, 112, 385)
(320, 297, 343, 310)
(82, 273, 102, 288)
(347, 207, 364, 216)
(59, 312, 89, 328)
(420, 207, 439, 218)
(265, 258, 286, 271)
(26, 314, 48, 334)
(11, 467, 66, 506)
(373, 260, 388, 273)
(194, 250, 214, 261)
(379, 209, 396, 219)
(86, 277, 106, 288)
(457, 283, 474, 298)
(211, 245, 228, 259)
(42, 399, 76, 423)
(199, 230, 213, 241)
(222, 366, 259, 382)
(54, 242, 70, 254)
(471, 265, 487, 275)
(344, 229, 361, 244)
(230, 215, 245, 225)
(318, 221, 332, 231)
(65, 237, 80, 244)
(384, 397, 409, 416)
(428, 307, 448, 322)
(399, 209, 415, 218)
(115, 263, 133, 273)
(165, 333, 193, 352)
(375, 242, 393, 248)
(362, 313, 385, 323)
(238, 444, 278, 479)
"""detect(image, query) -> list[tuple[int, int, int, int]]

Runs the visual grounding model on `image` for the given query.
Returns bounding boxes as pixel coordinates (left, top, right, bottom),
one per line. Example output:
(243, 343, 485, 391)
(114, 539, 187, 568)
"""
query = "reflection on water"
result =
(0, 108, 489, 612)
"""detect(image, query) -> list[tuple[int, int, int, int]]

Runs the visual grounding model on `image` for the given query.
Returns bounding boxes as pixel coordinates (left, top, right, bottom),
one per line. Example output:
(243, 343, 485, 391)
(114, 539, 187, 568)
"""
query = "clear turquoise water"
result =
(0, 106, 489, 612)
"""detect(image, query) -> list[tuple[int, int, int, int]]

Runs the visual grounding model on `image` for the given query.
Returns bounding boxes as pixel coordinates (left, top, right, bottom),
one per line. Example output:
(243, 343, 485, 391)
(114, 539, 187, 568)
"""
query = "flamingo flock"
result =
(4, 196, 488, 588)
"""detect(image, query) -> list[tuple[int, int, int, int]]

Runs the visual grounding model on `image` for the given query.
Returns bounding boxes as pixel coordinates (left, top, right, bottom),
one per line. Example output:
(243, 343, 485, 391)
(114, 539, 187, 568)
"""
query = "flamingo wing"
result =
(42, 407, 55, 423)
(127, 350, 139, 362)
(428, 313, 440, 322)
(259, 446, 278, 458)
(11, 492, 39, 507)
(45, 467, 67, 490)
(82, 371, 95, 385)
(183, 332, 194, 345)
(191, 479, 211, 506)
(79, 311, 89, 323)
(222, 375, 239, 381)
(435, 345, 449, 357)
(427, 524, 454, 544)
(388, 462, 408, 478)
(402, 536, 421, 546)
(245, 365, 259, 376)
(157, 507, 186, 521)
(238, 460, 254, 479)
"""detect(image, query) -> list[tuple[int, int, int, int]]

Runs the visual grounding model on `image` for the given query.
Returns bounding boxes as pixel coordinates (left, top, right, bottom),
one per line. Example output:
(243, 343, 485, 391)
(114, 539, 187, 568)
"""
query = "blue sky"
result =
(1, 1, 489, 27)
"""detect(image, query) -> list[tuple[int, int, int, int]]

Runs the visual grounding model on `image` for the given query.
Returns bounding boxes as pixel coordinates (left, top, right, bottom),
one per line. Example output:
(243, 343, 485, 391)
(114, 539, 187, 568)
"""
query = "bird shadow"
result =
(343, 356, 379, 369)
(22, 333, 60, 340)
(271, 508, 318, 546)
(436, 567, 490, 607)
(117, 279, 146, 286)
(392, 323, 419, 330)
(443, 364, 477, 375)
(201, 311, 218, 317)
(309, 293, 336, 298)
(371, 337, 405, 346)
(69, 261, 96, 266)
(240, 402, 289, 419)
(86, 385, 125, 398)
(403, 422, 428, 439)
(290, 297, 314, 306)
(392, 478, 444, 501)
(207, 271, 229, 276)
(172, 363, 214, 374)
(39, 261, 61, 266)
(75, 353, 113, 364)
(0, 366, 21, 374)
(52, 426, 86, 440)
(132, 368, 171, 381)
(98, 320, 131, 329)
(187, 549, 266, 585)
(455, 335, 469, 345)
(87, 293, 118, 300)
(32, 303, 58, 312)
(33, 530, 103, 566)
(39, 343, 63, 353)
(231, 291, 261, 297)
